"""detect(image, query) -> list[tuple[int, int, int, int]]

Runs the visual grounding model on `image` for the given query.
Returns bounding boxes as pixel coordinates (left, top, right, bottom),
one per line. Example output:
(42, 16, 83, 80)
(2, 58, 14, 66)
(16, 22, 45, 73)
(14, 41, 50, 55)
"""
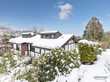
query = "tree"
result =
(83, 17, 104, 41)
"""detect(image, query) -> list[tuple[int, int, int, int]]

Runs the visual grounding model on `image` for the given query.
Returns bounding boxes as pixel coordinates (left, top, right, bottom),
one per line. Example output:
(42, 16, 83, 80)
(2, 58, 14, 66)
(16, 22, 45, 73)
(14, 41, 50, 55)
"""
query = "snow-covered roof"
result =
(32, 34, 73, 49)
(9, 33, 74, 49)
(40, 30, 59, 34)
(9, 37, 32, 44)
(22, 32, 34, 36)
(9, 34, 41, 44)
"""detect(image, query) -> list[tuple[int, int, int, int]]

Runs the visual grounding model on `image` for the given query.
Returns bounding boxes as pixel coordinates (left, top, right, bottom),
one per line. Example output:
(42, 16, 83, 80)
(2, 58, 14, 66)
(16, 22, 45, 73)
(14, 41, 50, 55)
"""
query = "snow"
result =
(0, 64, 30, 82)
(22, 32, 34, 36)
(40, 30, 59, 34)
(9, 33, 74, 49)
(0, 49, 110, 82)
(78, 39, 99, 46)
(9, 34, 41, 44)
(51, 49, 110, 82)
(51, 68, 79, 82)
(0, 55, 31, 82)
(33, 34, 73, 49)
(9, 36, 32, 44)
(15, 80, 28, 82)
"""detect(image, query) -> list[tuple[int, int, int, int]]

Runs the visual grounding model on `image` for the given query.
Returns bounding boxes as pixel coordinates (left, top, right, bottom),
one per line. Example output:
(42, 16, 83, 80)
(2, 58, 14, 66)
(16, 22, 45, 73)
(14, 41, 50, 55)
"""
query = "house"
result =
(9, 31, 77, 57)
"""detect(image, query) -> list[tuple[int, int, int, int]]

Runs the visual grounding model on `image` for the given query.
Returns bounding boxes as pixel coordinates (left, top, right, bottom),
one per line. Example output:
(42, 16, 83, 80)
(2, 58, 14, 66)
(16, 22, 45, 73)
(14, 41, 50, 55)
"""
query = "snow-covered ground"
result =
(1, 49, 110, 82)
(52, 49, 110, 82)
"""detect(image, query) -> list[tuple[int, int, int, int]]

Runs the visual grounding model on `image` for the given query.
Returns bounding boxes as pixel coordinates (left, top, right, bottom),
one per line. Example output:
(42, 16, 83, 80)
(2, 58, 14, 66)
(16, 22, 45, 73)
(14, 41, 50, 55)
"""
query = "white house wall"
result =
(63, 39, 76, 51)
(15, 44, 21, 55)
(13, 44, 17, 50)
(19, 44, 21, 50)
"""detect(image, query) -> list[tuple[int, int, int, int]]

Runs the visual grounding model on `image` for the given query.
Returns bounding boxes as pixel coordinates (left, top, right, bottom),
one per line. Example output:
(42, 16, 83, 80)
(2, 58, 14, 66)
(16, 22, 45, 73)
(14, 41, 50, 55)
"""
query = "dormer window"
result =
(40, 31, 62, 39)
(22, 32, 35, 38)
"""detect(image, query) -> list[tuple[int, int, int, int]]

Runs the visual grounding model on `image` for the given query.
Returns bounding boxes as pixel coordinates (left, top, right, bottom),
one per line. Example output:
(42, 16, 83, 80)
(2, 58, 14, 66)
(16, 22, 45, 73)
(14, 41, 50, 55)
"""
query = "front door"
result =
(21, 43, 28, 56)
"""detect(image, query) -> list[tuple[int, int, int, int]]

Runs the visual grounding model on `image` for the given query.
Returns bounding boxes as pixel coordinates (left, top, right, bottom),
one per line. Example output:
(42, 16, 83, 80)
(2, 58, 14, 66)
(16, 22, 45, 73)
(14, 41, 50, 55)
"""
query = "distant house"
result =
(9, 31, 76, 57)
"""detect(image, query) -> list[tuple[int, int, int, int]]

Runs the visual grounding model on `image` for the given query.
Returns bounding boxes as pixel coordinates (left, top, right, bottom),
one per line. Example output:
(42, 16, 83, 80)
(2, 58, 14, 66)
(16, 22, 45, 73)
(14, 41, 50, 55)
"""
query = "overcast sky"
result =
(0, 0, 110, 35)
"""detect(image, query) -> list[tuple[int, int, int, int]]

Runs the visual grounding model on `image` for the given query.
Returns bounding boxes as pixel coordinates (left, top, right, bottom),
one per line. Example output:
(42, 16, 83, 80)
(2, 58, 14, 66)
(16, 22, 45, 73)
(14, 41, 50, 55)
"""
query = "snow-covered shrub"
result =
(0, 51, 17, 73)
(18, 48, 80, 82)
(78, 40, 100, 64)
(34, 48, 80, 82)
(15, 65, 34, 82)
(3, 51, 16, 68)
(0, 63, 6, 73)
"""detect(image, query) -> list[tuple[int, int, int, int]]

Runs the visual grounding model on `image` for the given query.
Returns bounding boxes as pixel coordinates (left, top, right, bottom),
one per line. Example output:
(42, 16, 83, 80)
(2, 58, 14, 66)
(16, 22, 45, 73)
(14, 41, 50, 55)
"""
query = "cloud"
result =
(58, 3, 73, 20)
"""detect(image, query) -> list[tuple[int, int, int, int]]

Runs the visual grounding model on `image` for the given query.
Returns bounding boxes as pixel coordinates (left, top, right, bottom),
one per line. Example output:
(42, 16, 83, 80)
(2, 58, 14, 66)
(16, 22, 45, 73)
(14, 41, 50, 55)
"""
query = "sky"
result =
(0, 0, 110, 36)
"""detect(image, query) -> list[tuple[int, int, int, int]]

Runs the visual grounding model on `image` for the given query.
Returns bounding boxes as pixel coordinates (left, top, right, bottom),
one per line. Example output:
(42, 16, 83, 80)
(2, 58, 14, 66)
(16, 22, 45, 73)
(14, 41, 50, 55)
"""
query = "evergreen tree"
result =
(83, 17, 104, 41)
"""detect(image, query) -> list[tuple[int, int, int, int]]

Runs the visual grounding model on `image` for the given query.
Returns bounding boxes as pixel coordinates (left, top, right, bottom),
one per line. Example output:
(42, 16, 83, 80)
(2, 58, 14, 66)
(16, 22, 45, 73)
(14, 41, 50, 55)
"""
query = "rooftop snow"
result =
(40, 30, 59, 34)
(9, 34, 40, 44)
(78, 39, 99, 46)
(22, 32, 34, 35)
(32, 34, 73, 49)
(9, 34, 74, 49)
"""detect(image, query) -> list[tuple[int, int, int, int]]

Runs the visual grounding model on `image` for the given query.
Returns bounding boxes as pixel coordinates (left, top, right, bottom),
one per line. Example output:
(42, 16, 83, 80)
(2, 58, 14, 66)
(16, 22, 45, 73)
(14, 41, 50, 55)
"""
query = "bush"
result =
(33, 49, 80, 82)
(79, 43, 98, 64)
(18, 48, 80, 82)
(0, 63, 6, 73)
(0, 51, 17, 74)
(3, 51, 16, 68)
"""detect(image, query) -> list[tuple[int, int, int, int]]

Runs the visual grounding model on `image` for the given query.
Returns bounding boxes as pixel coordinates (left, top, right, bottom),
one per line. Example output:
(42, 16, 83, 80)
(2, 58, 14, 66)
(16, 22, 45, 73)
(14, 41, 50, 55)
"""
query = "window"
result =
(51, 34, 55, 38)
(41, 49, 45, 54)
(16, 44, 19, 50)
(35, 47, 40, 53)
(41, 35, 44, 38)
(65, 45, 69, 51)
(22, 34, 32, 38)
(45, 50, 50, 53)
(45, 35, 49, 38)
(30, 44, 35, 52)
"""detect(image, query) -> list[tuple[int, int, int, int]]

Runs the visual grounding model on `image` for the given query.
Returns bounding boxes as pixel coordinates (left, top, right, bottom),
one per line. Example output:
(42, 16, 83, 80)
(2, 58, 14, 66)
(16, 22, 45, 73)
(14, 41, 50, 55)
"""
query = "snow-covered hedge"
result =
(78, 40, 101, 64)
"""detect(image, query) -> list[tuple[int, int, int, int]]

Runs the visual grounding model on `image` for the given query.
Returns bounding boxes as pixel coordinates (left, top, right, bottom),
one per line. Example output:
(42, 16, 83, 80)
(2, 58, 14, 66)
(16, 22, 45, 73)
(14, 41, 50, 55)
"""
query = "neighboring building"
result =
(9, 31, 76, 57)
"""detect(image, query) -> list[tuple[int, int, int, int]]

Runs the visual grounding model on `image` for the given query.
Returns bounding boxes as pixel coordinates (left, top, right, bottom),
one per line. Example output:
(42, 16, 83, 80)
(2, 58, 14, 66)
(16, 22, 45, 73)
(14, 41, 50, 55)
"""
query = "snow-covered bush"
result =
(33, 48, 80, 82)
(78, 40, 100, 64)
(18, 48, 80, 82)
(0, 63, 6, 73)
(0, 51, 17, 73)
(3, 52, 16, 68)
